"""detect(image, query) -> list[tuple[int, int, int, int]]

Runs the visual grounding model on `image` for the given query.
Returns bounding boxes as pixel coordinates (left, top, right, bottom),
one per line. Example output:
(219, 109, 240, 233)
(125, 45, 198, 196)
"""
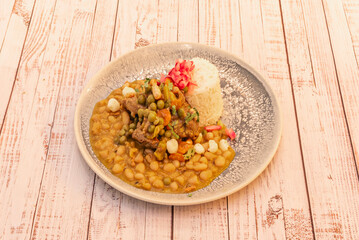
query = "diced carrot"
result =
(157, 109, 171, 126)
(169, 153, 185, 162)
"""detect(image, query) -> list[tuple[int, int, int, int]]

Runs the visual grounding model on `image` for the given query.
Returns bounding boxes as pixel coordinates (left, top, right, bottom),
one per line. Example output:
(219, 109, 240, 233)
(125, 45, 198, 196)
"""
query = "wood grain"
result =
(174, 1, 229, 240)
(29, 0, 98, 238)
(342, 0, 359, 64)
(322, 0, 359, 173)
(0, 0, 16, 49)
(0, 0, 35, 128)
(0, 0, 57, 238)
(1, 0, 359, 239)
(226, 0, 314, 239)
(281, 0, 359, 238)
(89, 1, 173, 239)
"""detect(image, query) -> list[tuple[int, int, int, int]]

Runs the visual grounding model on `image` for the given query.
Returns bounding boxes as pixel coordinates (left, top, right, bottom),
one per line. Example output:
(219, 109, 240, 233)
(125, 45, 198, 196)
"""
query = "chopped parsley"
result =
(184, 148, 195, 160)
(168, 124, 179, 139)
(168, 82, 173, 91)
(144, 78, 151, 88)
(171, 105, 177, 115)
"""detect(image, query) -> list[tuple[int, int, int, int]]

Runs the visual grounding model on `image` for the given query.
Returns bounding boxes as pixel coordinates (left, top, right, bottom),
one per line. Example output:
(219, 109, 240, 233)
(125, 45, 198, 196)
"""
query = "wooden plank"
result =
(174, 1, 229, 240)
(280, 0, 359, 238)
(87, 1, 148, 239)
(0, 0, 35, 128)
(0, 0, 15, 49)
(177, 0, 198, 43)
(322, 0, 359, 173)
(0, 0, 59, 238)
(225, 0, 314, 239)
(89, 1, 173, 239)
(28, 0, 98, 239)
(342, 0, 359, 64)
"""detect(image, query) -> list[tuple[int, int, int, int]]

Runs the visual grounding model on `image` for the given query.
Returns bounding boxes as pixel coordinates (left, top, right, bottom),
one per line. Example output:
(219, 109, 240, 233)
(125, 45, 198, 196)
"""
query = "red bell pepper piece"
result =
(204, 125, 222, 131)
(225, 128, 236, 140)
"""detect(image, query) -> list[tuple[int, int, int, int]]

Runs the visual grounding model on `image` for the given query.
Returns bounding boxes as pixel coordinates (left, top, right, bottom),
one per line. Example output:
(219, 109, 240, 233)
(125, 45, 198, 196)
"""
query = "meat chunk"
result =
(122, 96, 145, 117)
(132, 129, 159, 149)
(173, 119, 200, 139)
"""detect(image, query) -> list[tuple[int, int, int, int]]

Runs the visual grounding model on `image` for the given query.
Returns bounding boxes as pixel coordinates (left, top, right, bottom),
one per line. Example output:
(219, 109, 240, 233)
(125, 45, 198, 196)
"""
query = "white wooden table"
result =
(1, 0, 359, 239)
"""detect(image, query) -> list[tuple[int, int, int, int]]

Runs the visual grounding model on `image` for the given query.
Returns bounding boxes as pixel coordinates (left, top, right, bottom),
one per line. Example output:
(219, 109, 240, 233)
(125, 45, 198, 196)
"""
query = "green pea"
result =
(119, 129, 126, 136)
(143, 109, 150, 117)
(145, 86, 151, 93)
(165, 130, 172, 138)
(148, 112, 156, 122)
(148, 125, 155, 133)
(128, 129, 134, 135)
(178, 108, 185, 118)
(147, 94, 155, 105)
(129, 123, 136, 129)
(149, 102, 157, 111)
(122, 125, 129, 131)
(157, 100, 165, 109)
(164, 101, 170, 108)
(137, 108, 144, 118)
(119, 136, 127, 144)
(159, 129, 165, 135)
(163, 177, 171, 185)
(137, 95, 146, 105)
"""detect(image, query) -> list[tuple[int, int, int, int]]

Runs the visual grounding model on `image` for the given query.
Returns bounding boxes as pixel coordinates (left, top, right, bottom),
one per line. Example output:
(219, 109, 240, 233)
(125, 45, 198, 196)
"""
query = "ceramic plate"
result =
(74, 42, 282, 205)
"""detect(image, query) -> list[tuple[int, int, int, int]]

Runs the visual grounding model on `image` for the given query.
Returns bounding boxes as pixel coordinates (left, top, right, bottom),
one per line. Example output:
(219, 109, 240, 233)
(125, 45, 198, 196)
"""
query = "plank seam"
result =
(253, 191, 259, 240)
(109, 0, 120, 62)
(319, 0, 359, 181)
(84, 1, 100, 238)
(278, 0, 317, 238)
(0, 0, 38, 134)
(28, 2, 84, 237)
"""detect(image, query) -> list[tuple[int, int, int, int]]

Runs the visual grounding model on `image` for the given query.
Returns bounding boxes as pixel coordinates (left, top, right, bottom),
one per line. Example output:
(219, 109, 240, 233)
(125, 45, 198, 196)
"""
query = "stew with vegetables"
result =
(90, 78, 235, 193)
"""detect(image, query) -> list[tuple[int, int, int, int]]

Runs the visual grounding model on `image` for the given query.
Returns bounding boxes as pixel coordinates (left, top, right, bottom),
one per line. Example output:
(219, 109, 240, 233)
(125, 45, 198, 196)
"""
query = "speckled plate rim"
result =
(74, 42, 282, 206)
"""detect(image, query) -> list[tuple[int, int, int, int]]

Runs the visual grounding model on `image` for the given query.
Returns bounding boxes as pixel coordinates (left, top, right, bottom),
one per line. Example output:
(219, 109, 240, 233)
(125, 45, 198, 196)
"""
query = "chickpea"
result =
(202, 142, 209, 151)
(135, 173, 145, 180)
(135, 163, 145, 173)
(114, 122, 123, 130)
(91, 122, 101, 134)
(121, 111, 130, 125)
(199, 156, 208, 164)
(114, 156, 123, 163)
(206, 132, 214, 140)
(99, 150, 109, 159)
(216, 149, 222, 155)
(134, 152, 144, 163)
(112, 163, 124, 174)
(153, 179, 164, 189)
(194, 163, 208, 171)
(173, 160, 180, 168)
(170, 182, 178, 191)
(223, 150, 232, 160)
(191, 154, 201, 163)
(124, 168, 134, 180)
(150, 161, 159, 171)
(188, 175, 199, 185)
(142, 182, 151, 190)
(163, 163, 176, 172)
(108, 116, 116, 123)
(204, 152, 217, 161)
(175, 176, 185, 185)
(117, 145, 126, 155)
(200, 170, 213, 180)
(215, 156, 226, 167)
(149, 176, 157, 183)
(185, 161, 194, 170)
